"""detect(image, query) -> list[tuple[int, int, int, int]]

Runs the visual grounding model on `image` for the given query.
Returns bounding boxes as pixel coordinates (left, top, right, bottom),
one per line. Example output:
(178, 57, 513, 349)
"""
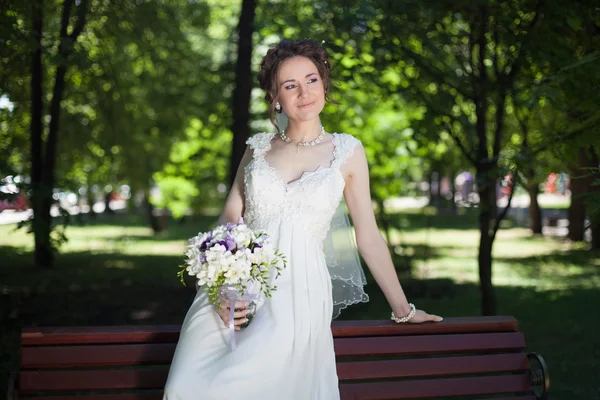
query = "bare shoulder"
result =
(335, 133, 367, 179)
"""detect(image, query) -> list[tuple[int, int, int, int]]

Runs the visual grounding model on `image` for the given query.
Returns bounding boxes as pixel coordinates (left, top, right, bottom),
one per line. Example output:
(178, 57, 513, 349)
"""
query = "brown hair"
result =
(257, 39, 336, 131)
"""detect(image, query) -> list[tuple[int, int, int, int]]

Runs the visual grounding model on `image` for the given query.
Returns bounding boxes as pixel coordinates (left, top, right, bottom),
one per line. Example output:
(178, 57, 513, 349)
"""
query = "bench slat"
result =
(21, 395, 162, 400)
(20, 332, 525, 369)
(336, 353, 529, 381)
(19, 370, 168, 392)
(20, 316, 518, 346)
(333, 316, 519, 337)
(19, 352, 532, 393)
(477, 397, 537, 400)
(21, 343, 177, 369)
(334, 332, 525, 358)
(19, 394, 538, 400)
(20, 331, 525, 369)
(339, 374, 531, 399)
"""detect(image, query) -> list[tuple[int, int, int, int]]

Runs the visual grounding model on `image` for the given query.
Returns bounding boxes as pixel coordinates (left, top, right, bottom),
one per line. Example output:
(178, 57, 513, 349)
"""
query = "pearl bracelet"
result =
(391, 303, 416, 323)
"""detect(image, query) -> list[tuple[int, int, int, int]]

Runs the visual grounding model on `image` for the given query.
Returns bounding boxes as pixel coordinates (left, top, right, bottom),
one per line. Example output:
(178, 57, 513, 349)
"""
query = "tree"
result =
(229, 0, 257, 186)
(29, 0, 89, 268)
(338, 0, 549, 315)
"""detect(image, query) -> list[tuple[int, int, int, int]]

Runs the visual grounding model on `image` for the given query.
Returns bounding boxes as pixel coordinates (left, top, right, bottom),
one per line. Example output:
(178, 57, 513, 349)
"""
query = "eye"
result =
(284, 84, 297, 90)
(307, 78, 318, 84)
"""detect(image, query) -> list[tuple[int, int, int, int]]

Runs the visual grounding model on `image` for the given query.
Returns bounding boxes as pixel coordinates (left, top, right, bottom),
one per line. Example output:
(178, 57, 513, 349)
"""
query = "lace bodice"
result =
(243, 132, 360, 244)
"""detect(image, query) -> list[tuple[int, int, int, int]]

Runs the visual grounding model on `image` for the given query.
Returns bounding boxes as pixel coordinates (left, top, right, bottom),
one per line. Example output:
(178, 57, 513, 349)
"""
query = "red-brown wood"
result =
(19, 394, 538, 400)
(477, 397, 537, 400)
(19, 369, 168, 392)
(20, 325, 181, 346)
(19, 316, 518, 346)
(332, 316, 519, 337)
(339, 374, 531, 399)
(15, 317, 541, 400)
(334, 332, 526, 358)
(20, 333, 525, 369)
(20, 343, 177, 369)
(21, 395, 163, 400)
(336, 353, 529, 381)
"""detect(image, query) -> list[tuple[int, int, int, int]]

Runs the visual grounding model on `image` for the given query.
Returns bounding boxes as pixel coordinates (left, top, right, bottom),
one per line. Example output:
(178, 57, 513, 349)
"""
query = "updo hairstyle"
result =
(257, 39, 336, 131)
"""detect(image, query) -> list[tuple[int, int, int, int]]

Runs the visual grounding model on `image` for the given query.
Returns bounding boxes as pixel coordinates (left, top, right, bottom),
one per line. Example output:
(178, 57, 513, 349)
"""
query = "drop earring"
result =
(275, 102, 281, 112)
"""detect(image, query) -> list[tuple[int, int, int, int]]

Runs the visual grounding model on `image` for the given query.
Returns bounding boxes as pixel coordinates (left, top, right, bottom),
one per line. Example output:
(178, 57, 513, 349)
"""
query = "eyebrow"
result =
(279, 72, 318, 87)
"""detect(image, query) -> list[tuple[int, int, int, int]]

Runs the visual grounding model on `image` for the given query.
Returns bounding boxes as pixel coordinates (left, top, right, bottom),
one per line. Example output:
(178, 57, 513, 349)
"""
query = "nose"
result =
(298, 84, 309, 99)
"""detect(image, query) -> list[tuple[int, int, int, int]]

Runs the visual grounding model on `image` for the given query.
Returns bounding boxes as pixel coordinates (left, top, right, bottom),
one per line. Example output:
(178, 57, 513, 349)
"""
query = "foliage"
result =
(1, 213, 599, 399)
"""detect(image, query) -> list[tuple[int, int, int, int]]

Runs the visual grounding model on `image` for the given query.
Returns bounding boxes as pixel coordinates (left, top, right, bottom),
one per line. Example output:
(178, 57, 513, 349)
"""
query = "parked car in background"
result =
(0, 181, 29, 212)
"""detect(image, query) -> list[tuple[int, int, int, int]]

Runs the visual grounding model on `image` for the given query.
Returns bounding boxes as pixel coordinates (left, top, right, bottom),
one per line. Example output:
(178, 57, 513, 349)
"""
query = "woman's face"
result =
(275, 56, 325, 123)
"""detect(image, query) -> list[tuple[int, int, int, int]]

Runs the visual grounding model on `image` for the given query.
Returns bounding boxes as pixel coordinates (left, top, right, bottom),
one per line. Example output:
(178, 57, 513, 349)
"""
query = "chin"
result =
(295, 105, 325, 120)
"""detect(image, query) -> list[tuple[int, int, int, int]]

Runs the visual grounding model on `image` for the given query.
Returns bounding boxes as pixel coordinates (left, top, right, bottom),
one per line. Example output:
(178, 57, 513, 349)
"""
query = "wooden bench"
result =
(8, 316, 549, 400)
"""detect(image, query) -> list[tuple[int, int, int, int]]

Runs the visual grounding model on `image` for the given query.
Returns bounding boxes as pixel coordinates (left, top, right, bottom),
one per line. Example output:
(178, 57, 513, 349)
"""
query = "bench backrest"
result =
(16, 316, 538, 400)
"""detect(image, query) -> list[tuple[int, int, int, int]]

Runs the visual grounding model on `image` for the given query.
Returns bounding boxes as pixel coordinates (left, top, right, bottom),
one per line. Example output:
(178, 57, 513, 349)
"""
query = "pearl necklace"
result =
(279, 125, 325, 149)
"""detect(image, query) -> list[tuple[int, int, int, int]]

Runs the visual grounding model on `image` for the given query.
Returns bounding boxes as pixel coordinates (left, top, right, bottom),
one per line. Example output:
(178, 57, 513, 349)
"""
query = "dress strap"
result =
(331, 133, 361, 169)
(246, 132, 275, 159)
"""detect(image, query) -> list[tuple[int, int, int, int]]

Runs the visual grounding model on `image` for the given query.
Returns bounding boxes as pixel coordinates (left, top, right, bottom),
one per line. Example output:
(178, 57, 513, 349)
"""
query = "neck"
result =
(283, 119, 323, 143)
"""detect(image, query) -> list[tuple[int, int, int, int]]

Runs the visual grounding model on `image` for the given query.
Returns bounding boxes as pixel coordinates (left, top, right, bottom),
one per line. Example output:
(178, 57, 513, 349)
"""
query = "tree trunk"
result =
(373, 195, 391, 245)
(145, 191, 162, 234)
(29, 0, 89, 268)
(477, 170, 497, 316)
(104, 191, 114, 214)
(588, 148, 600, 250)
(228, 0, 257, 186)
(30, 0, 54, 268)
(568, 148, 595, 242)
(527, 180, 542, 234)
(449, 170, 457, 215)
(428, 170, 436, 206)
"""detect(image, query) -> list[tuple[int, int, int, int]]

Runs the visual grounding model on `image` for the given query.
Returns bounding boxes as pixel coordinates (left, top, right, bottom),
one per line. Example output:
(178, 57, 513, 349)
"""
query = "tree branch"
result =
(443, 121, 477, 166)
(69, 0, 89, 40)
(505, 0, 545, 86)
(59, 0, 73, 38)
(412, 90, 477, 166)
(531, 111, 600, 156)
(492, 13, 501, 81)
(399, 44, 474, 101)
(491, 167, 519, 242)
(492, 91, 507, 158)
(475, 5, 488, 161)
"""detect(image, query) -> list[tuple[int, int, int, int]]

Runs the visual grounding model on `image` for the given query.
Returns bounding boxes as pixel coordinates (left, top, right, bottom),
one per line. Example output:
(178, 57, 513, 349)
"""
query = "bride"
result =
(163, 39, 442, 400)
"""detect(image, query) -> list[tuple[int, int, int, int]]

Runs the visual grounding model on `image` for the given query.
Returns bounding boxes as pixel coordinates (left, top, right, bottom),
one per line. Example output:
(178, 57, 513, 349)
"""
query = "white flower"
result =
(205, 262, 220, 284)
(196, 269, 209, 286)
(231, 228, 251, 247)
(205, 244, 226, 263)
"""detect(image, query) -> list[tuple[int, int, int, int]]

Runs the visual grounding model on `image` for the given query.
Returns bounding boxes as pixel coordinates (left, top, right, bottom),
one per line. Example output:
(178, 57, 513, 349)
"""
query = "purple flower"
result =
(226, 222, 236, 231)
(200, 238, 210, 250)
(196, 253, 206, 263)
(199, 231, 213, 250)
(238, 216, 244, 224)
(224, 235, 236, 251)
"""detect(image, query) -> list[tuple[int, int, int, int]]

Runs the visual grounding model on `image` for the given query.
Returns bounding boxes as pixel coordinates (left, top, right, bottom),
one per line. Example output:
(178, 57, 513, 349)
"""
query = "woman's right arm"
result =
(216, 146, 253, 226)
(214, 145, 254, 329)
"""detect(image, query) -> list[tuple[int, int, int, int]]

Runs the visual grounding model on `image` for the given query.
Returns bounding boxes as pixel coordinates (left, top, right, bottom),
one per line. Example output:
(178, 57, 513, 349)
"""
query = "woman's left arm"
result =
(342, 144, 442, 323)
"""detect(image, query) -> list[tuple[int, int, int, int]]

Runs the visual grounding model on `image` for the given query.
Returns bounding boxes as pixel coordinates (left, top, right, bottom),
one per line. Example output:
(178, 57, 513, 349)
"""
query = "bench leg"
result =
(6, 372, 19, 400)
(528, 352, 550, 399)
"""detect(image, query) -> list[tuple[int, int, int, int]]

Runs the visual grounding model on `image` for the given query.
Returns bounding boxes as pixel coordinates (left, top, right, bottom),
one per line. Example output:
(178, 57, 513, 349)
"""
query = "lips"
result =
(298, 101, 315, 108)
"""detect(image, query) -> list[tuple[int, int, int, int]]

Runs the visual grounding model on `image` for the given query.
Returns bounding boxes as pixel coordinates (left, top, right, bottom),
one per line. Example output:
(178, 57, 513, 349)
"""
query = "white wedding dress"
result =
(163, 132, 362, 400)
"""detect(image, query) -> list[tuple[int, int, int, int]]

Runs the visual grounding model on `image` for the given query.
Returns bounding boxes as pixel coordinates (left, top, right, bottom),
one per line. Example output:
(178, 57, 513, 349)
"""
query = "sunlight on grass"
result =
(388, 223, 596, 292)
(0, 223, 187, 256)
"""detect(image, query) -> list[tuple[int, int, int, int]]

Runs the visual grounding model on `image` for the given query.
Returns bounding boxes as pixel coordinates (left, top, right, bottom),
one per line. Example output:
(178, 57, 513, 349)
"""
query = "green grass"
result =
(0, 210, 599, 399)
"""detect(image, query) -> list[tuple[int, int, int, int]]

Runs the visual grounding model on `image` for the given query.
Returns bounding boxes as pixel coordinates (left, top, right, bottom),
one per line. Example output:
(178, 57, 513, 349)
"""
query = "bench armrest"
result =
(528, 352, 550, 399)
(6, 371, 18, 400)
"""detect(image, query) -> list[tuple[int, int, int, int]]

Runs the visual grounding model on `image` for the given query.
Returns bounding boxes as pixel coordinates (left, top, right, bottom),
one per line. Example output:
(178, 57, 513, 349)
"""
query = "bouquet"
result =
(178, 218, 286, 334)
